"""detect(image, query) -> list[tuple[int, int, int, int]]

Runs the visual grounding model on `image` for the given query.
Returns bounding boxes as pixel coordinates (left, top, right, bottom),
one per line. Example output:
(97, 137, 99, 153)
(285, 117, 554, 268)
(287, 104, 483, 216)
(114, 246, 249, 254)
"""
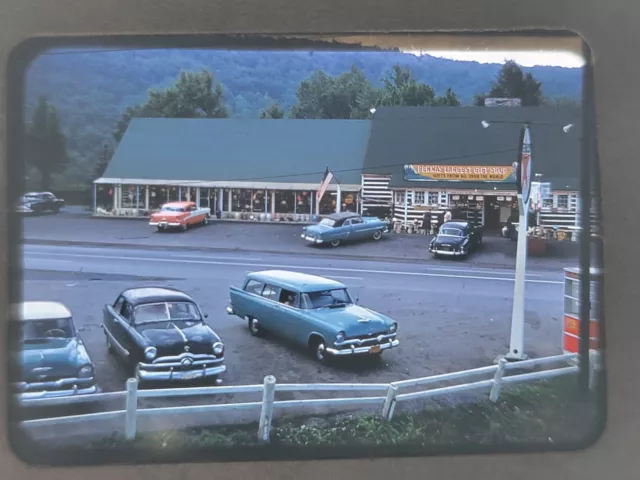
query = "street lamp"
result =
(480, 119, 573, 362)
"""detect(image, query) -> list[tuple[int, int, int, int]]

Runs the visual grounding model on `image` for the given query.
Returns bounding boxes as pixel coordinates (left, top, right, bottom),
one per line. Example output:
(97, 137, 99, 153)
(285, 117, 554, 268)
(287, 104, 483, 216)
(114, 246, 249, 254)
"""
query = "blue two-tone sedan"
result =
(301, 212, 390, 247)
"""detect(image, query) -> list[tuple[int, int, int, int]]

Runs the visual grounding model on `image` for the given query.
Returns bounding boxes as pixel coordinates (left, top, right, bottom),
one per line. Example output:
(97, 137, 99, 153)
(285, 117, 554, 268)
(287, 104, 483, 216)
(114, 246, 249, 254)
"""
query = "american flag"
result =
(316, 167, 334, 202)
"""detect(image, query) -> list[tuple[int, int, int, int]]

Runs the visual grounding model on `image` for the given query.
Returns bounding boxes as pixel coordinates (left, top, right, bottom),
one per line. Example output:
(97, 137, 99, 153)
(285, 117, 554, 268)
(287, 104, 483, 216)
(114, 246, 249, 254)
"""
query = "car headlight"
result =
(213, 342, 224, 356)
(335, 331, 345, 343)
(144, 346, 157, 361)
(78, 364, 94, 378)
(389, 323, 397, 333)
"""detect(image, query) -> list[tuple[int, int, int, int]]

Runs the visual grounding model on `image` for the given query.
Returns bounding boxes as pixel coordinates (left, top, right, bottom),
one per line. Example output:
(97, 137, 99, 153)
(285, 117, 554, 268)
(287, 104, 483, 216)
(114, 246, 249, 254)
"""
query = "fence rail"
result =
(18, 352, 601, 443)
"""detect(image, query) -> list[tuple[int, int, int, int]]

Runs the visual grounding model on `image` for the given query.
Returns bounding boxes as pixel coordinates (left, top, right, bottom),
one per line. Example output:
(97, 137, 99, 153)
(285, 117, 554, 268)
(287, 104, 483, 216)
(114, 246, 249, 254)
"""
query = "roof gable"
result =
(363, 106, 582, 190)
(103, 118, 371, 186)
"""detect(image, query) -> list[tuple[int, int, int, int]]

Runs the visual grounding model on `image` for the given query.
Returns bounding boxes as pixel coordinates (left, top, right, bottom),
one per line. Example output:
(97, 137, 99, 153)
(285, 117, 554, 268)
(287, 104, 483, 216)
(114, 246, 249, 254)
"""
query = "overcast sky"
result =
(413, 50, 584, 68)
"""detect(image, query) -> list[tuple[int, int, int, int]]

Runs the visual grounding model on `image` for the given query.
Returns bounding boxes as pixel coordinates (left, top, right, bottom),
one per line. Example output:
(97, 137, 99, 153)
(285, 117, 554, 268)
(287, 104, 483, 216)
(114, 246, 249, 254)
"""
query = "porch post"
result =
(135, 185, 140, 210)
(403, 190, 408, 226)
(293, 191, 297, 214)
(145, 186, 150, 210)
(227, 189, 232, 212)
(196, 187, 201, 208)
(92, 183, 97, 213)
(270, 190, 275, 216)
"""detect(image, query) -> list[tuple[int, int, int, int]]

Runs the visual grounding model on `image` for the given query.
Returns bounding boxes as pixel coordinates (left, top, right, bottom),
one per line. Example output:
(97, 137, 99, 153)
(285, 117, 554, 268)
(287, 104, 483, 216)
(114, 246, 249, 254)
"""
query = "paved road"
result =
(21, 244, 564, 388)
(21, 210, 579, 270)
(17, 243, 567, 440)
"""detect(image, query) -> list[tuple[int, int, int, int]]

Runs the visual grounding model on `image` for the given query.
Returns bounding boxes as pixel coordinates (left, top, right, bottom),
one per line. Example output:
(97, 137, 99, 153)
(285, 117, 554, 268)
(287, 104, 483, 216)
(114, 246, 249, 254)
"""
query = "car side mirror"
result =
(204, 313, 209, 319)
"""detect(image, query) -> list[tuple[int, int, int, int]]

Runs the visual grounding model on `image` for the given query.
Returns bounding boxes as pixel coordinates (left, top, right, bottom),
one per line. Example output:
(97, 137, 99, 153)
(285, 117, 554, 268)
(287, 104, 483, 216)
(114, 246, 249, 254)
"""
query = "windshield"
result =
(161, 206, 186, 212)
(439, 228, 463, 236)
(133, 301, 201, 324)
(319, 218, 336, 227)
(301, 288, 353, 309)
(20, 318, 75, 342)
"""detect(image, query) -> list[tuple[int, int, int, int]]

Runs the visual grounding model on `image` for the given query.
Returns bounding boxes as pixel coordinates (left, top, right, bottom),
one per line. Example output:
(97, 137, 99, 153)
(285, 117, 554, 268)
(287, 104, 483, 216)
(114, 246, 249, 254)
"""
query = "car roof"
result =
(441, 221, 469, 229)
(326, 212, 360, 221)
(120, 287, 195, 306)
(247, 270, 345, 293)
(14, 301, 72, 321)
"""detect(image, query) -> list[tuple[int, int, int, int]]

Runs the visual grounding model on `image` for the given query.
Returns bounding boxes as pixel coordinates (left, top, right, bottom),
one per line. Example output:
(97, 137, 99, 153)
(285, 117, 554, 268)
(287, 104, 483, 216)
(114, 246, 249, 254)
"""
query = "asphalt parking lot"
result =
(16, 211, 577, 438)
(21, 210, 579, 270)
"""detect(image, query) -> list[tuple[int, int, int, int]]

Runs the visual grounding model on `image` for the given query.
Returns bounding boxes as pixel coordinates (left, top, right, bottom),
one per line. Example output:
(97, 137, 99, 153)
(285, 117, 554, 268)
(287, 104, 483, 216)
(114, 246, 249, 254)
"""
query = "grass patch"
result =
(80, 377, 603, 457)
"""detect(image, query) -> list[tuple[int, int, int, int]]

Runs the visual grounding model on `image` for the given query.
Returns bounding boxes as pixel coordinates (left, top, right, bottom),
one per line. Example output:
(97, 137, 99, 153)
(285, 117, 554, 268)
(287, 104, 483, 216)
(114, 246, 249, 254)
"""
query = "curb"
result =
(22, 238, 570, 272)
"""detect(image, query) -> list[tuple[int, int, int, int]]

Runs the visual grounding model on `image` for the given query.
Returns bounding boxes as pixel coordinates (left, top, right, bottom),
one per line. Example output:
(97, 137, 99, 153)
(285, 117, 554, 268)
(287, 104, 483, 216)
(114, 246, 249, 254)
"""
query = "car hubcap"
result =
(331, 240, 339, 247)
(374, 231, 381, 239)
(316, 344, 325, 361)
(250, 318, 259, 334)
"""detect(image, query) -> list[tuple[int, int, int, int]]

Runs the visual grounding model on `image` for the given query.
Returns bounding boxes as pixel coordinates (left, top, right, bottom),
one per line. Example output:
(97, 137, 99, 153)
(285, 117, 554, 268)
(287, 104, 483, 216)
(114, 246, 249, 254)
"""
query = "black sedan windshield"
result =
(134, 302, 201, 324)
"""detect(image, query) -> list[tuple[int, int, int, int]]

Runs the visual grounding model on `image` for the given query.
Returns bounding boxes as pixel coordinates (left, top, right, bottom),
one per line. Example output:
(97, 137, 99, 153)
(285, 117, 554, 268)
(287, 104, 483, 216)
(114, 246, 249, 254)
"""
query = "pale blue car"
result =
(226, 270, 399, 363)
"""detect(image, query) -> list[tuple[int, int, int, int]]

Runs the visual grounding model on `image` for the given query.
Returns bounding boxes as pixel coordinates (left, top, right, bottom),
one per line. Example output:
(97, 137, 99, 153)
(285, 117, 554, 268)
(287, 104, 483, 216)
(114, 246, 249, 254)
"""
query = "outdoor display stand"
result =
(563, 267, 602, 356)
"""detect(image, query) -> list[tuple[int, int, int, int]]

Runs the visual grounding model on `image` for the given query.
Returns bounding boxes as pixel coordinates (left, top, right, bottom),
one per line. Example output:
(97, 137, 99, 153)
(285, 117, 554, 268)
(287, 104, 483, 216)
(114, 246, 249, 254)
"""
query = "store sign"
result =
(404, 164, 517, 183)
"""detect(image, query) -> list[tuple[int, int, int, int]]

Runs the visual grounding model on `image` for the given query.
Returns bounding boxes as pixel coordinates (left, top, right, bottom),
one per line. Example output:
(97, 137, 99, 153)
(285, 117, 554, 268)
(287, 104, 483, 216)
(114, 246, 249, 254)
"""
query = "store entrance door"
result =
(484, 196, 502, 231)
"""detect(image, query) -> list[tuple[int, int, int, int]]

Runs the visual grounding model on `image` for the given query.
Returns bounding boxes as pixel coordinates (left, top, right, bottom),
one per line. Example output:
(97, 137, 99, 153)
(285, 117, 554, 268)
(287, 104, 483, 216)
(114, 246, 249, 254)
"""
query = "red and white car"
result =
(149, 201, 211, 232)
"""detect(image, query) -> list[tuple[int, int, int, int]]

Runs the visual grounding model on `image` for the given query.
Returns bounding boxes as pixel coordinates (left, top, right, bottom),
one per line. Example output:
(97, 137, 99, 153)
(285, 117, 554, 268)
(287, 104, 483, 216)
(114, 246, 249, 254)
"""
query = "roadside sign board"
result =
(517, 125, 533, 205)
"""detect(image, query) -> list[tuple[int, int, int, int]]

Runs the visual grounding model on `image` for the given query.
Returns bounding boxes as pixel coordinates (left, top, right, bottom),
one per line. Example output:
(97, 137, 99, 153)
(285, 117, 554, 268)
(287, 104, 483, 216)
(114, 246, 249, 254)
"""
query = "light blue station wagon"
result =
(226, 270, 399, 363)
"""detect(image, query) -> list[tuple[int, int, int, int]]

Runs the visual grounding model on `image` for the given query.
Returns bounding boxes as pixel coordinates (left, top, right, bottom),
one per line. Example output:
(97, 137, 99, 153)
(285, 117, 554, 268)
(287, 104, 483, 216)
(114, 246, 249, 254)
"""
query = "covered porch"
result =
(92, 178, 361, 223)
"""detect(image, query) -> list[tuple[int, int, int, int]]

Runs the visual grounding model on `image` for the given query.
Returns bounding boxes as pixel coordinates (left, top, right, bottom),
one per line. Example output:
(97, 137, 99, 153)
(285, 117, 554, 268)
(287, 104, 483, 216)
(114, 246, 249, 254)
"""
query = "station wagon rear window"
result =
(133, 302, 201, 324)
(244, 280, 265, 295)
(20, 318, 75, 342)
(301, 288, 353, 309)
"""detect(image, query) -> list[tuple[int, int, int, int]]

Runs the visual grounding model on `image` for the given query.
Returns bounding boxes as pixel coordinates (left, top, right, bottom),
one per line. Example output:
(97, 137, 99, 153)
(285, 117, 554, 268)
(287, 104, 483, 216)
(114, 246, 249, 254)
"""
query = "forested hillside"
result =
(24, 48, 582, 189)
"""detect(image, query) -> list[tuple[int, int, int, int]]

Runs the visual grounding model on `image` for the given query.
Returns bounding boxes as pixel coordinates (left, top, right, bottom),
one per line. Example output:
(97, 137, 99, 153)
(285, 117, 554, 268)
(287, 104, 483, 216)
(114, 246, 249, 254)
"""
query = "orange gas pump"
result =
(563, 267, 602, 355)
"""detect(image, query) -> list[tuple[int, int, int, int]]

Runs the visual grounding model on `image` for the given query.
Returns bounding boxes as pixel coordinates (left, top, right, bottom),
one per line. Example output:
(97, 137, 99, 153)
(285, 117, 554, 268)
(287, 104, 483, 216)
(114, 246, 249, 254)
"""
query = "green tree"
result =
(474, 60, 544, 106)
(25, 96, 68, 190)
(434, 87, 461, 106)
(259, 102, 285, 119)
(376, 65, 459, 107)
(291, 66, 377, 119)
(113, 69, 228, 142)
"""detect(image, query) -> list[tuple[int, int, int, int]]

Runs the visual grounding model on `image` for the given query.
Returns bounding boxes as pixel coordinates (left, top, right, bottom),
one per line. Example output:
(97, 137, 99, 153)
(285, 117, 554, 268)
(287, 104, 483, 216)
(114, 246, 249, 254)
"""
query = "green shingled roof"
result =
(102, 118, 371, 185)
(363, 106, 582, 191)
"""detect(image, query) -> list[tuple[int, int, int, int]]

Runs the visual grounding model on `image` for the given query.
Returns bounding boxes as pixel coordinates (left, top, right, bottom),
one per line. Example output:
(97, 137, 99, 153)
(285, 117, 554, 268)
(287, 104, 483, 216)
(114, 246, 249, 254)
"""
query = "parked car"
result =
(11, 301, 98, 402)
(17, 191, 65, 214)
(149, 201, 211, 232)
(102, 287, 226, 383)
(301, 212, 390, 247)
(429, 220, 483, 258)
(226, 270, 399, 363)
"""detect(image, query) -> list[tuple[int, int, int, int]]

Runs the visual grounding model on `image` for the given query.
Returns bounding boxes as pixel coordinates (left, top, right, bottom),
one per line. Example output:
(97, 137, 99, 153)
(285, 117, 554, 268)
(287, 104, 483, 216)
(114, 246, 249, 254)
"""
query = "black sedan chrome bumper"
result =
(136, 353, 226, 381)
(13, 377, 98, 401)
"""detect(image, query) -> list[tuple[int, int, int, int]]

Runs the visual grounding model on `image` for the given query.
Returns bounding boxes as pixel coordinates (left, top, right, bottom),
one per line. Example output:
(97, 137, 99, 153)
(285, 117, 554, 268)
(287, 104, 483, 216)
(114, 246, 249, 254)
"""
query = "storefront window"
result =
(342, 192, 358, 212)
(231, 189, 252, 212)
(428, 192, 439, 205)
(253, 190, 266, 213)
(121, 185, 137, 208)
(95, 185, 113, 210)
(297, 191, 312, 214)
(319, 192, 335, 215)
(275, 191, 295, 214)
(414, 191, 425, 205)
(557, 194, 569, 209)
(149, 186, 170, 210)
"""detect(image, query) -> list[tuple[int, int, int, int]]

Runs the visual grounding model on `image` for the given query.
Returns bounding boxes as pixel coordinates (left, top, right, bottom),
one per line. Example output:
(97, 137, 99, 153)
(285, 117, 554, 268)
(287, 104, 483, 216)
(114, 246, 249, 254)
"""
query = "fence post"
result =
(589, 350, 602, 391)
(489, 358, 507, 403)
(382, 385, 398, 421)
(258, 375, 276, 443)
(124, 377, 139, 440)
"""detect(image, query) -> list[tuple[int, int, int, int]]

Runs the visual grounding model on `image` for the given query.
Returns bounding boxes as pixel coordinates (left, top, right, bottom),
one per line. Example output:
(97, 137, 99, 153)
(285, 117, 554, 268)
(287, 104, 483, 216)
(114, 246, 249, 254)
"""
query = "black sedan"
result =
(429, 220, 483, 259)
(101, 287, 226, 384)
(17, 191, 65, 214)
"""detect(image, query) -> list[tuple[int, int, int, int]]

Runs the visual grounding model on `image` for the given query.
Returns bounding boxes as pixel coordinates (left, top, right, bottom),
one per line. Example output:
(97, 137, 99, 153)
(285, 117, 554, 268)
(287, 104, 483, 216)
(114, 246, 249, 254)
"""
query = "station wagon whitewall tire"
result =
(330, 239, 341, 247)
(372, 230, 382, 241)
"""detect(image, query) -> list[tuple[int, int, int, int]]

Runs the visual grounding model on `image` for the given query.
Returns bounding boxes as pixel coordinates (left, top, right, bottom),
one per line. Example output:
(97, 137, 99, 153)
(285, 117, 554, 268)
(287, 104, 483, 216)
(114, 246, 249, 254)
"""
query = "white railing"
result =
(18, 352, 602, 443)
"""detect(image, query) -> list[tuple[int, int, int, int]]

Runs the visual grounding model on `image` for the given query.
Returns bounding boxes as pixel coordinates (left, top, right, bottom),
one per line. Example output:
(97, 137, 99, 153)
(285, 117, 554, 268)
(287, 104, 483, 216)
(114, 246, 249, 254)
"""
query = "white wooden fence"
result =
(18, 352, 602, 443)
